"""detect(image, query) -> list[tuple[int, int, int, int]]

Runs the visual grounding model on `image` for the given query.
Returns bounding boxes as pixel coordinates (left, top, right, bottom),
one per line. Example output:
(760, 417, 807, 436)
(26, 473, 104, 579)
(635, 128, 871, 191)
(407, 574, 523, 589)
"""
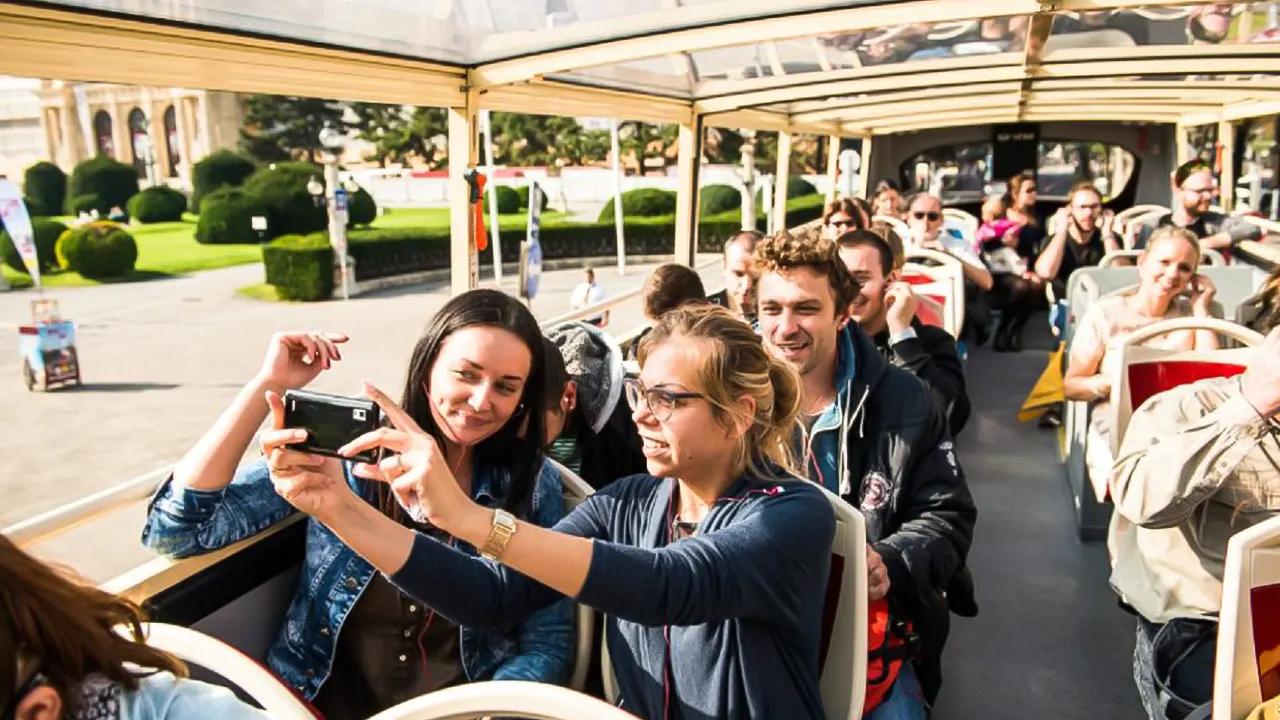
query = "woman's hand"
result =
(1189, 273, 1217, 317)
(340, 382, 476, 533)
(256, 331, 348, 392)
(262, 390, 354, 523)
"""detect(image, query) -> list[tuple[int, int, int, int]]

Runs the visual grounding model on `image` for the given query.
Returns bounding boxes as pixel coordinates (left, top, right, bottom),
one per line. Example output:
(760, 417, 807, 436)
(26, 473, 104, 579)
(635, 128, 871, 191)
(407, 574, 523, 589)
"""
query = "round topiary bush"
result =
(56, 222, 138, 279)
(23, 161, 67, 218)
(755, 177, 820, 207)
(22, 196, 48, 218)
(2, 218, 68, 275)
(191, 150, 257, 212)
(598, 188, 678, 222)
(346, 186, 377, 227)
(196, 187, 270, 245)
(67, 155, 139, 216)
(486, 185, 520, 215)
(67, 193, 108, 216)
(241, 162, 327, 238)
(515, 185, 550, 213)
(699, 184, 742, 216)
(127, 186, 188, 224)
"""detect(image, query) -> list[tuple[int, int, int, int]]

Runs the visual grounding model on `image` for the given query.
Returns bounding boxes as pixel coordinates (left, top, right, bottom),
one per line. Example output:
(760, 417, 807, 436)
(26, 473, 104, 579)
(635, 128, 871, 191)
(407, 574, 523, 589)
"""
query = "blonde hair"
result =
(638, 303, 802, 480)
(1144, 225, 1202, 267)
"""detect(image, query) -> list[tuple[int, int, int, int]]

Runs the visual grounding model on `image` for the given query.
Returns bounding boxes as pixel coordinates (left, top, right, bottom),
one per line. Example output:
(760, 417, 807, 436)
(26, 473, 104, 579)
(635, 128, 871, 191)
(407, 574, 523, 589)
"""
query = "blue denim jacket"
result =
(140, 457, 574, 699)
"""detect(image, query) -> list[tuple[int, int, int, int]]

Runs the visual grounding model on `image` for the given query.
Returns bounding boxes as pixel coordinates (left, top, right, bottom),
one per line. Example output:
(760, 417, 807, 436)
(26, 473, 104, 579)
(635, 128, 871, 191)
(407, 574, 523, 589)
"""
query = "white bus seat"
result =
(903, 250, 965, 337)
(366, 680, 636, 720)
(547, 458, 596, 693)
(1115, 204, 1171, 228)
(128, 623, 319, 719)
(1100, 318, 1263, 502)
(943, 217, 975, 247)
(872, 215, 909, 240)
(1123, 209, 1173, 249)
(942, 208, 978, 240)
(1214, 515, 1280, 720)
(599, 484, 869, 720)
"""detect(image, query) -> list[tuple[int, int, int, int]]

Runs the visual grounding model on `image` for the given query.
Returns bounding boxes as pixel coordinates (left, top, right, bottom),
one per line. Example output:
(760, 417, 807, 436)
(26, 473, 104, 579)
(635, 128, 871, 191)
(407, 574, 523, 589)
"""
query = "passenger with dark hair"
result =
(628, 263, 710, 360)
(986, 172, 1048, 352)
(824, 197, 867, 239)
(872, 182, 904, 220)
(0, 533, 267, 719)
(268, 303, 837, 720)
(753, 228, 977, 715)
(1134, 160, 1263, 254)
(544, 320, 647, 489)
(837, 229, 970, 436)
(709, 230, 763, 321)
(141, 289, 574, 718)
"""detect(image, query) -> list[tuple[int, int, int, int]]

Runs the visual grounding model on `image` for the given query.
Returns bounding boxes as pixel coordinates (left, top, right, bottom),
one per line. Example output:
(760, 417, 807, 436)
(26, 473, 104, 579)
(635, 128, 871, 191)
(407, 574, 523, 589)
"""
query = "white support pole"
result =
(773, 130, 792, 230)
(610, 118, 626, 275)
(1219, 119, 1236, 211)
(481, 109, 503, 284)
(825, 134, 841, 202)
(673, 114, 705, 267)
(857, 136, 874, 200)
(325, 159, 350, 301)
(448, 88, 481, 295)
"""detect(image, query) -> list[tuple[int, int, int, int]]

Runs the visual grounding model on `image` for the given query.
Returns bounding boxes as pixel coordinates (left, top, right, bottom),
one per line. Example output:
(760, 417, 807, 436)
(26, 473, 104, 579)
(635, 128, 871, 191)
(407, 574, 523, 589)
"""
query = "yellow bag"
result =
(1018, 343, 1066, 422)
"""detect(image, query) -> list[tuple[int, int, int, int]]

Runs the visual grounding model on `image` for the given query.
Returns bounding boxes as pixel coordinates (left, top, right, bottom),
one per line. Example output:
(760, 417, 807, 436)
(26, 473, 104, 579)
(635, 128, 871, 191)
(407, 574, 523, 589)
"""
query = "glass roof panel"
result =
(547, 15, 1028, 97)
(34, 0, 894, 64)
(1044, 2, 1280, 52)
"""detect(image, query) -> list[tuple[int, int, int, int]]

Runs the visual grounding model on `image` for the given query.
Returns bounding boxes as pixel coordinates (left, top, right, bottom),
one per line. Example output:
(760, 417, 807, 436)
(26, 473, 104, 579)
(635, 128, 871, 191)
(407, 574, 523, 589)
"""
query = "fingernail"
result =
(294, 430, 307, 440)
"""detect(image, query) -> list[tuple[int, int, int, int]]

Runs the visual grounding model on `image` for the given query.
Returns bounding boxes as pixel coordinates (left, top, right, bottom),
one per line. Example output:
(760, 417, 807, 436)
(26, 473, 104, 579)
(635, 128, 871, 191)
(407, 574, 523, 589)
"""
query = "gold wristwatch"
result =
(479, 509, 517, 561)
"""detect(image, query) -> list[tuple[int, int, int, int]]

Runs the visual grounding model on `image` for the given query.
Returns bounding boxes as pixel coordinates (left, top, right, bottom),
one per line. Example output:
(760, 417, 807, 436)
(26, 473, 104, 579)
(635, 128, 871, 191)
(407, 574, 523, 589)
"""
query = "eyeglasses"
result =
(623, 378, 703, 423)
(911, 211, 942, 222)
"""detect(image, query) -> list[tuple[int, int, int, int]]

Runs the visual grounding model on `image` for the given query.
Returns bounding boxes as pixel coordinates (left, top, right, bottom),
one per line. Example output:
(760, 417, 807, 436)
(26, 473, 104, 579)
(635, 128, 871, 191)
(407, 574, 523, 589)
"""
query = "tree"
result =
(348, 103, 448, 168)
(618, 121, 679, 173)
(239, 95, 346, 163)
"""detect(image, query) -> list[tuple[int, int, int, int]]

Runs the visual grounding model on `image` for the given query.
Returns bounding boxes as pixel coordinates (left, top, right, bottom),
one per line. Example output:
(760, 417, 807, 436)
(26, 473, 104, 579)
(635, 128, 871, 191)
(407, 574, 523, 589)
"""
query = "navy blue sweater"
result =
(390, 473, 835, 720)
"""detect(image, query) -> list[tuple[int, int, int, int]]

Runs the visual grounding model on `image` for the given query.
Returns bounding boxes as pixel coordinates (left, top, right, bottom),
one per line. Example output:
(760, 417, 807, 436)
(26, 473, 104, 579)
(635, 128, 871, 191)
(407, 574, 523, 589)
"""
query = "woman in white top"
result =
(1063, 226, 1219, 501)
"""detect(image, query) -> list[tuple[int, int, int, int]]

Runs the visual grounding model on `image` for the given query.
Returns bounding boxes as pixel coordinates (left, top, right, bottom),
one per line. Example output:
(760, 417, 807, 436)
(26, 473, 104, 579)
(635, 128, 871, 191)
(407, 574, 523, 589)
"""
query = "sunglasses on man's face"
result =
(912, 211, 941, 222)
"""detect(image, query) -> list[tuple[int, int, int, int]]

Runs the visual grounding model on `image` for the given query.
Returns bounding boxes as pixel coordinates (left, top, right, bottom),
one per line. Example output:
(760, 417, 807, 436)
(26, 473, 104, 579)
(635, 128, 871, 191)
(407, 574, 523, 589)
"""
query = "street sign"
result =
(334, 188, 348, 213)
(520, 182, 544, 300)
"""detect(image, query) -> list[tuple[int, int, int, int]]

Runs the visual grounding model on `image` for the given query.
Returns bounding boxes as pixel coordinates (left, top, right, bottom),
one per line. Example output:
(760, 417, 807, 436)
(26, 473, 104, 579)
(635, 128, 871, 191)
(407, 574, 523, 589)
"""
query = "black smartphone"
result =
(282, 389, 382, 464)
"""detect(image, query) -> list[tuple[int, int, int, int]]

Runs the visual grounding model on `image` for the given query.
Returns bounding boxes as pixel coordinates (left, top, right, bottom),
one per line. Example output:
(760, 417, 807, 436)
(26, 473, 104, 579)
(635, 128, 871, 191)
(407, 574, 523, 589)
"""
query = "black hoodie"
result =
(870, 318, 971, 436)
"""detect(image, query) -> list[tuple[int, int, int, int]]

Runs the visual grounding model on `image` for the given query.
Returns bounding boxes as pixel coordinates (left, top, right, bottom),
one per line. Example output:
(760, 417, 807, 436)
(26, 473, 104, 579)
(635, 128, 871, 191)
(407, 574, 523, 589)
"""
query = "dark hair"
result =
(824, 198, 866, 230)
(836, 228, 895, 277)
(869, 220, 906, 270)
(723, 230, 763, 255)
(542, 336, 570, 409)
(754, 227, 860, 311)
(875, 178, 900, 194)
(642, 263, 708, 320)
(396, 289, 546, 517)
(1173, 159, 1213, 188)
(0, 534, 188, 716)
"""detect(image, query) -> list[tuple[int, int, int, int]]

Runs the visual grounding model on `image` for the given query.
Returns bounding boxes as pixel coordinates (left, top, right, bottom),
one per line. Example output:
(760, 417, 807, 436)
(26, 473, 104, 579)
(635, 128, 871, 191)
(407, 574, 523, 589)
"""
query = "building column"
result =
(42, 108, 60, 165)
(180, 96, 202, 163)
(109, 95, 129, 163)
(58, 100, 81, 166)
(173, 95, 195, 186)
(447, 86, 481, 294)
(672, 112, 705, 267)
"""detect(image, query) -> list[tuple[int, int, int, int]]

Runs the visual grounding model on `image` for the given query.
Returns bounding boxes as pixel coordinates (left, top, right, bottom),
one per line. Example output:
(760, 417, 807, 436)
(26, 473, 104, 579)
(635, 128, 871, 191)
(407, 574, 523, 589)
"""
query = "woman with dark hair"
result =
(140, 289, 573, 718)
(0, 533, 266, 719)
(987, 171, 1048, 351)
(268, 303, 836, 720)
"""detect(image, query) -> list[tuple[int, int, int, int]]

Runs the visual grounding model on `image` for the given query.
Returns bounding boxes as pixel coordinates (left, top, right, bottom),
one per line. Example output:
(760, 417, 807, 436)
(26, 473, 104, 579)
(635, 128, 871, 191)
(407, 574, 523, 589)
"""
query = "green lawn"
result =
(372, 207, 569, 230)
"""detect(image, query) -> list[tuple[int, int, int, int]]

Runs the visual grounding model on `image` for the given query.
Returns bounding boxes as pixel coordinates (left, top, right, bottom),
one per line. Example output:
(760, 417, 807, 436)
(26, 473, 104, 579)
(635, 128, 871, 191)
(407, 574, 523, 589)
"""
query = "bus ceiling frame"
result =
(4, 0, 1280, 294)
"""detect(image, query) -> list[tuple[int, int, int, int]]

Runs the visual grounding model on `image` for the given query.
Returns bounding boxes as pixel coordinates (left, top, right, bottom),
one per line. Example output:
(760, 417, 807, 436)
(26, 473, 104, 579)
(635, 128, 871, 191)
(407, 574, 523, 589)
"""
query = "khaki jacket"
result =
(1109, 375, 1280, 623)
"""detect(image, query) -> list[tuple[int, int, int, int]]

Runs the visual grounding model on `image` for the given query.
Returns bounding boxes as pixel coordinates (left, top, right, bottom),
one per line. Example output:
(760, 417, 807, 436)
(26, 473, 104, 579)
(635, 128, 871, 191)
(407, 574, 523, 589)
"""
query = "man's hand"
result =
(868, 545, 891, 602)
(884, 282, 919, 337)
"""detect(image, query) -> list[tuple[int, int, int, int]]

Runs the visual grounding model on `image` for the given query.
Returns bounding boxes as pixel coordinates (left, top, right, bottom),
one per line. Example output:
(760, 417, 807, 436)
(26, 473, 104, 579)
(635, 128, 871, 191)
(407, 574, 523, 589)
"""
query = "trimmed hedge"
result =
(515, 185, 550, 212)
(2, 218, 67, 274)
(191, 150, 257, 212)
(22, 196, 49, 217)
(487, 186, 520, 215)
(67, 155, 139, 215)
(598, 188, 677, 222)
(23, 161, 67, 217)
(68, 193, 107, 216)
(127, 186, 188, 224)
(699, 184, 742, 216)
(756, 177, 819, 207)
(242, 162, 327, 238)
(263, 233, 333, 301)
(56, 221, 138, 279)
(261, 193, 826, 301)
(347, 186, 377, 227)
(196, 187, 269, 245)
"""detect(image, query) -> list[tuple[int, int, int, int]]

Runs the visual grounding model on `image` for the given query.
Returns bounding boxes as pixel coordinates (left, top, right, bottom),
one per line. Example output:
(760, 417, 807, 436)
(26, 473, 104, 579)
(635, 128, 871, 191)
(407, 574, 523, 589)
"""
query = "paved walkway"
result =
(3, 257, 721, 582)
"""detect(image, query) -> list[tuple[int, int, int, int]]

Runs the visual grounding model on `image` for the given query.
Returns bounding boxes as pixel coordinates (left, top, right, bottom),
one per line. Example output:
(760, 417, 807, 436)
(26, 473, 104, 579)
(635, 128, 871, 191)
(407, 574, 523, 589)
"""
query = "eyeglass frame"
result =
(623, 377, 705, 423)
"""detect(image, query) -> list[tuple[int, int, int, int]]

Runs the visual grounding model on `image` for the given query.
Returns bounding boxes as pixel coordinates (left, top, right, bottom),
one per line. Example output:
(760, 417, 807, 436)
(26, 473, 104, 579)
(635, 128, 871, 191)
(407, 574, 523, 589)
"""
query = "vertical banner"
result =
(992, 123, 1040, 185)
(520, 182, 543, 301)
(0, 179, 40, 288)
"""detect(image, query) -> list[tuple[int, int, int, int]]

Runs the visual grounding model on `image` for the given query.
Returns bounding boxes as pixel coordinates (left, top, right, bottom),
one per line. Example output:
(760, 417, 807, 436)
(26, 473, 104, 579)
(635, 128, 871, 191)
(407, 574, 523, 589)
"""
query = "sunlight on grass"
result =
(236, 282, 281, 302)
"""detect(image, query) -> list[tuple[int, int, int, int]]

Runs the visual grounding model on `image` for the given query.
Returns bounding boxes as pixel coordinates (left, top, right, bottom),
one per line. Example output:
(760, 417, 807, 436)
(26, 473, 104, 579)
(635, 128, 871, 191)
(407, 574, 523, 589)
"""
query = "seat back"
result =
(942, 208, 978, 240)
(599, 484, 869, 720)
(1115, 204, 1171, 228)
(128, 623, 319, 719)
(903, 249, 965, 337)
(872, 214, 909, 240)
(547, 459, 597, 693)
(366, 680, 637, 720)
(1106, 318, 1263, 472)
(1214, 515, 1280, 720)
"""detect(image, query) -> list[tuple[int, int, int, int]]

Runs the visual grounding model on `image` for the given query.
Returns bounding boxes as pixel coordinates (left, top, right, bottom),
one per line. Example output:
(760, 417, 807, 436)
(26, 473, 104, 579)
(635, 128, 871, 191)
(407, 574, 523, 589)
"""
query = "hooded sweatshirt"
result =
(544, 321, 647, 489)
